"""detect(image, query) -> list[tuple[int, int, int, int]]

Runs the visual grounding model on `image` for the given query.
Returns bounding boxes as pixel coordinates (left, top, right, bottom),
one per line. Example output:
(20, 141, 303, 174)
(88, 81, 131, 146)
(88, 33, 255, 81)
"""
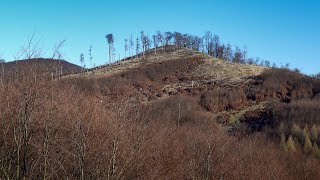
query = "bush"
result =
(311, 125, 318, 142)
(287, 136, 296, 152)
(200, 87, 247, 112)
(304, 135, 313, 154)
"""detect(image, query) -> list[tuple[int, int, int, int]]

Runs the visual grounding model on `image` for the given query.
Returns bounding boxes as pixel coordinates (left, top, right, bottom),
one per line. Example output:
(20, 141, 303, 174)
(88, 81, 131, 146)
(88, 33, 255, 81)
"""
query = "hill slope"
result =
(2, 46, 320, 179)
(66, 46, 320, 132)
(0, 58, 82, 83)
(65, 47, 270, 128)
(75, 46, 267, 83)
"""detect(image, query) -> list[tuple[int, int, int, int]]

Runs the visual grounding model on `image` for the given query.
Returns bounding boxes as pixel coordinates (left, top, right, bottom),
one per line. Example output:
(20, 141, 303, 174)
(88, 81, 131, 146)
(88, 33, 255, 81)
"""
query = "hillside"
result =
(75, 46, 266, 83)
(66, 47, 269, 128)
(1, 46, 320, 179)
(66, 46, 320, 133)
(0, 58, 82, 83)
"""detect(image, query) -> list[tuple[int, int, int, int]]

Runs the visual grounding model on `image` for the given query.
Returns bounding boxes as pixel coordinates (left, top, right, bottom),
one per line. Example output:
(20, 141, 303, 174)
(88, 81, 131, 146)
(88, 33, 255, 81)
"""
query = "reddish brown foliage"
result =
(251, 68, 320, 102)
(1, 60, 320, 179)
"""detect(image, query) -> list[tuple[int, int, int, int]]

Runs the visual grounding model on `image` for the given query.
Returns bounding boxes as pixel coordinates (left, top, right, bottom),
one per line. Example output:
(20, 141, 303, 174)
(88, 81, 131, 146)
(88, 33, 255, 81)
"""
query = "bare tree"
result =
(22, 30, 42, 59)
(113, 47, 117, 63)
(88, 45, 93, 68)
(186, 35, 195, 50)
(51, 40, 66, 60)
(12, 32, 47, 82)
(124, 39, 128, 58)
(182, 34, 191, 48)
(140, 31, 146, 57)
(233, 46, 247, 64)
(129, 35, 134, 56)
(152, 34, 159, 55)
(264, 60, 271, 67)
(164, 32, 173, 51)
(156, 31, 164, 53)
(173, 32, 183, 49)
(145, 35, 151, 53)
(247, 57, 255, 65)
(212, 35, 220, 58)
(193, 35, 202, 52)
(216, 44, 225, 59)
(80, 53, 85, 71)
(255, 57, 261, 65)
(204, 31, 213, 55)
(74, 118, 87, 180)
(241, 46, 248, 64)
(105, 34, 114, 63)
(13, 86, 40, 179)
(233, 46, 243, 63)
(136, 37, 140, 56)
(51, 40, 66, 77)
(223, 44, 233, 61)
(140, 31, 151, 57)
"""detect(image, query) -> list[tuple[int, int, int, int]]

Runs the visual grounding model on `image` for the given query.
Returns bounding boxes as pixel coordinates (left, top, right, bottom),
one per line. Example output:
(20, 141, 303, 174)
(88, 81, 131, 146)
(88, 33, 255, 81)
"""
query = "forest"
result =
(0, 30, 320, 179)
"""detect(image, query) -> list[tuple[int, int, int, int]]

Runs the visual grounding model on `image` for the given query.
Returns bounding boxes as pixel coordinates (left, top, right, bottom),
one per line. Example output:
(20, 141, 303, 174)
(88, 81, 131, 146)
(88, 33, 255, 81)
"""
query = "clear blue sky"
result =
(0, 0, 319, 74)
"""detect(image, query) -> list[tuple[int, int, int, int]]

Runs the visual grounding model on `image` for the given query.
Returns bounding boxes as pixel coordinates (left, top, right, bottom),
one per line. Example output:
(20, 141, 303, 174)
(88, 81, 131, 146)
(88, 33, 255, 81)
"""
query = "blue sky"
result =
(0, 0, 319, 74)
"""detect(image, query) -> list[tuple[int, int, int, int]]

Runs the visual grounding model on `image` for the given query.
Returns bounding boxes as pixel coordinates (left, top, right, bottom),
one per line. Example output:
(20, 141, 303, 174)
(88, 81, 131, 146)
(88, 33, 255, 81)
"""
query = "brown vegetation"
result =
(2, 74, 320, 179)
(0, 58, 82, 84)
(1, 48, 320, 179)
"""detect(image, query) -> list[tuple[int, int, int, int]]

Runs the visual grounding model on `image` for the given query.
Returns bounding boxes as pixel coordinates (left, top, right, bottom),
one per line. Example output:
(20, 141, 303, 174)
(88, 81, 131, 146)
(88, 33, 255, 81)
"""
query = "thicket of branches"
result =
(1, 68, 320, 179)
(0, 32, 319, 179)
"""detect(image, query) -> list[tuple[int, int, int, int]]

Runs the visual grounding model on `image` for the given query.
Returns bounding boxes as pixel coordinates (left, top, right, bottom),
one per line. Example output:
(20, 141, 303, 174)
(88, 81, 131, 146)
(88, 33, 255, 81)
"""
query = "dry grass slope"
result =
(72, 48, 201, 78)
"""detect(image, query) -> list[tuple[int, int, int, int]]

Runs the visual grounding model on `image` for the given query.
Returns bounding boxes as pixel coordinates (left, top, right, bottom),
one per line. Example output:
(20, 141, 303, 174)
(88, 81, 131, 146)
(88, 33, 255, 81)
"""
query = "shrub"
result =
(291, 124, 303, 143)
(312, 143, 319, 156)
(287, 136, 296, 152)
(311, 125, 318, 143)
(200, 87, 247, 112)
(280, 133, 288, 151)
(304, 135, 313, 154)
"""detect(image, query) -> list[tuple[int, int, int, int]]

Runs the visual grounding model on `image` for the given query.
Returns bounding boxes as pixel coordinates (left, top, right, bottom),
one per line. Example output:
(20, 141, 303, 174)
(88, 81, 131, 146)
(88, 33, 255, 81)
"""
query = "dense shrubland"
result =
(1, 27, 320, 178)
(1, 63, 320, 179)
(1, 36, 320, 178)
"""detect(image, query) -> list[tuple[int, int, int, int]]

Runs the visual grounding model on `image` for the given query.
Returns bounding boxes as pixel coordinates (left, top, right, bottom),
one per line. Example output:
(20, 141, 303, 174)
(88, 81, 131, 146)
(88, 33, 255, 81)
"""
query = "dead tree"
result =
(105, 34, 114, 64)
(129, 35, 134, 56)
(124, 39, 128, 58)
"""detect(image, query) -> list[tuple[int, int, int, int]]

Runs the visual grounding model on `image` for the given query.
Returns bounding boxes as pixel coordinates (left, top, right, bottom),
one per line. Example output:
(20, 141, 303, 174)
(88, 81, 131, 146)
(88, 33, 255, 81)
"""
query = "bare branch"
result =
(13, 30, 43, 60)
(51, 40, 66, 60)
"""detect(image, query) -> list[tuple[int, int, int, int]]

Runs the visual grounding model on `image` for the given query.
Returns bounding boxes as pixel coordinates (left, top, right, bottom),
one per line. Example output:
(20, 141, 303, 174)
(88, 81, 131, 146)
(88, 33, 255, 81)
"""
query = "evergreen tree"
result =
(303, 127, 309, 139)
(291, 123, 303, 143)
(287, 135, 296, 152)
(311, 124, 318, 142)
(280, 133, 288, 151)
(312, 142, 319, 156)
(278, 122, 285, 135)
(303, 134, 313, 154)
